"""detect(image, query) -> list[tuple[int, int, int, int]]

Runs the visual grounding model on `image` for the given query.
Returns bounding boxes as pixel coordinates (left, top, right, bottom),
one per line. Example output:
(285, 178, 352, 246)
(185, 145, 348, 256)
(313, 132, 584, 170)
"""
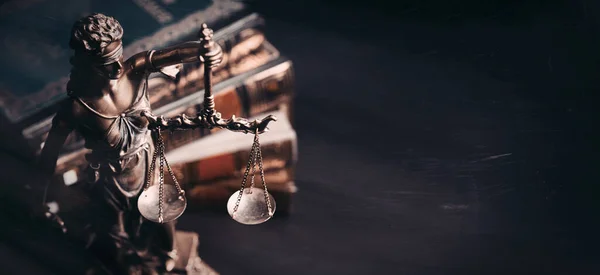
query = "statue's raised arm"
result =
(141, 23, 277, 134)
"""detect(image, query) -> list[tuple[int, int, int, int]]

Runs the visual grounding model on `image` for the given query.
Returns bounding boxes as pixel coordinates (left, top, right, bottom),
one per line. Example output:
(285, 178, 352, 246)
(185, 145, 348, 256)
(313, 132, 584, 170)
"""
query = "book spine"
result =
(244, 59, 295, 116)
(175, 138, 296, 184)
(187, 168, 296, 196)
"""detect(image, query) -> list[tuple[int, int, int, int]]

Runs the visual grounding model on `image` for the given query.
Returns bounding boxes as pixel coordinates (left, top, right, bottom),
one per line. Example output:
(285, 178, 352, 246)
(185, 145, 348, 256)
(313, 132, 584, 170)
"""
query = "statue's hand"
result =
(199, 42, 223, 69)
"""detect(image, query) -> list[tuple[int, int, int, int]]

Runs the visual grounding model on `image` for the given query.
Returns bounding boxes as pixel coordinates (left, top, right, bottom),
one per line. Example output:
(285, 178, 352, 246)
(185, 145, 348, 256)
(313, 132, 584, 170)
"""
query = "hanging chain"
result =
(157, 134, 185, 197)
(232, 130, 273, 216)
(144, 131, 159, 191)
(158, 133, 165, 224)
(249, 140, 258, 189)
(143, 127, 187, 223)
(232, 135, 259, 214)
(154, 130, 187, 223)
(254, 129, 273, 216)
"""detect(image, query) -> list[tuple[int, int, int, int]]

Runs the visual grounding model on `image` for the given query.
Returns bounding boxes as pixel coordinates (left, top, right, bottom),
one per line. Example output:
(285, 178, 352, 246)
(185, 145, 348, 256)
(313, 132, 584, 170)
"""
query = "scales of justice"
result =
(138, 26, 277, 227)
(38, 13, 277, 274)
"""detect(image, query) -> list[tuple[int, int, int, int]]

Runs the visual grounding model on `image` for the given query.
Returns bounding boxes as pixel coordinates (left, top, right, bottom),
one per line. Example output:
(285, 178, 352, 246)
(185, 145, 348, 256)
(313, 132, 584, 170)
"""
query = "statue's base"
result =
(167, 231, 218, 275)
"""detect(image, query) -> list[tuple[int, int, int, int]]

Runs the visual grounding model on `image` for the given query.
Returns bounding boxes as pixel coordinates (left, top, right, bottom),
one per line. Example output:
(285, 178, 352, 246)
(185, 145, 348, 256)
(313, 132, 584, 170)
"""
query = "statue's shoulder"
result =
(58, 94, 85, 121)
(50, 97, 80, 128)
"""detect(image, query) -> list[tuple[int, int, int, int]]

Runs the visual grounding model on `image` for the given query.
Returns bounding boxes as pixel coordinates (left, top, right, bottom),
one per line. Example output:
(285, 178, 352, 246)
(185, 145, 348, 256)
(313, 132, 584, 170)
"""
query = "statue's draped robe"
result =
(63, 71, 175, 272)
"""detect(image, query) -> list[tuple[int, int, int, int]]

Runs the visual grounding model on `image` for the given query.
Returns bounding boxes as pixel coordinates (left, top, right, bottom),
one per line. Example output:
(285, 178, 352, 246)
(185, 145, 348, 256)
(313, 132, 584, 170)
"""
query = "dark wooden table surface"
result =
(1, 1, 599, 274)
(179, 1, 600, 274)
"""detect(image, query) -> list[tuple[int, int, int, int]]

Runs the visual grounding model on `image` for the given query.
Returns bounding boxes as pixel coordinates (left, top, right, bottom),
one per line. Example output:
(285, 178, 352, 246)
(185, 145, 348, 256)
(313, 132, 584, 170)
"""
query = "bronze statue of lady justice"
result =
(38, 13, 276, 274)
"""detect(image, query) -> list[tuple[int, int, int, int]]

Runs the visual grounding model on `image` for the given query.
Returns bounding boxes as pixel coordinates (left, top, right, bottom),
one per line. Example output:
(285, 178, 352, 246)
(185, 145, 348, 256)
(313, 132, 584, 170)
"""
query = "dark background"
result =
(2, 0, 599, 274)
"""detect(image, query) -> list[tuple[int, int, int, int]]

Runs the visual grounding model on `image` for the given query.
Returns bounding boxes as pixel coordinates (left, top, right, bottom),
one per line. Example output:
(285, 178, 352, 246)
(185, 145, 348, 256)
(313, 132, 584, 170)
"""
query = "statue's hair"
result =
(69, 13, 123, 54)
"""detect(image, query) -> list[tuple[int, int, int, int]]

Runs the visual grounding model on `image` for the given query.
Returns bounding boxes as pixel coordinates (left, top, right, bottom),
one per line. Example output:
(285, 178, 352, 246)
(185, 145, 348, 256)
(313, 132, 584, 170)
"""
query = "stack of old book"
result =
(0, 1, 297, 219)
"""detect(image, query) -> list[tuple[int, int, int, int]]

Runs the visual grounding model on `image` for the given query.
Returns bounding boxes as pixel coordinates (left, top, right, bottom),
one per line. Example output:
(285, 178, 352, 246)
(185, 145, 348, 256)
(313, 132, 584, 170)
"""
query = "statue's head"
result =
(69, 13, 124, 79)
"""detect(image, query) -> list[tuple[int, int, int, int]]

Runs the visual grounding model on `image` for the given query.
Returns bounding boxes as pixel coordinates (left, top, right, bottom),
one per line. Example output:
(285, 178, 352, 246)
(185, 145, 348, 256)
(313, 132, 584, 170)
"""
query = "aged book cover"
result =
(0, 0, 249, 127)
